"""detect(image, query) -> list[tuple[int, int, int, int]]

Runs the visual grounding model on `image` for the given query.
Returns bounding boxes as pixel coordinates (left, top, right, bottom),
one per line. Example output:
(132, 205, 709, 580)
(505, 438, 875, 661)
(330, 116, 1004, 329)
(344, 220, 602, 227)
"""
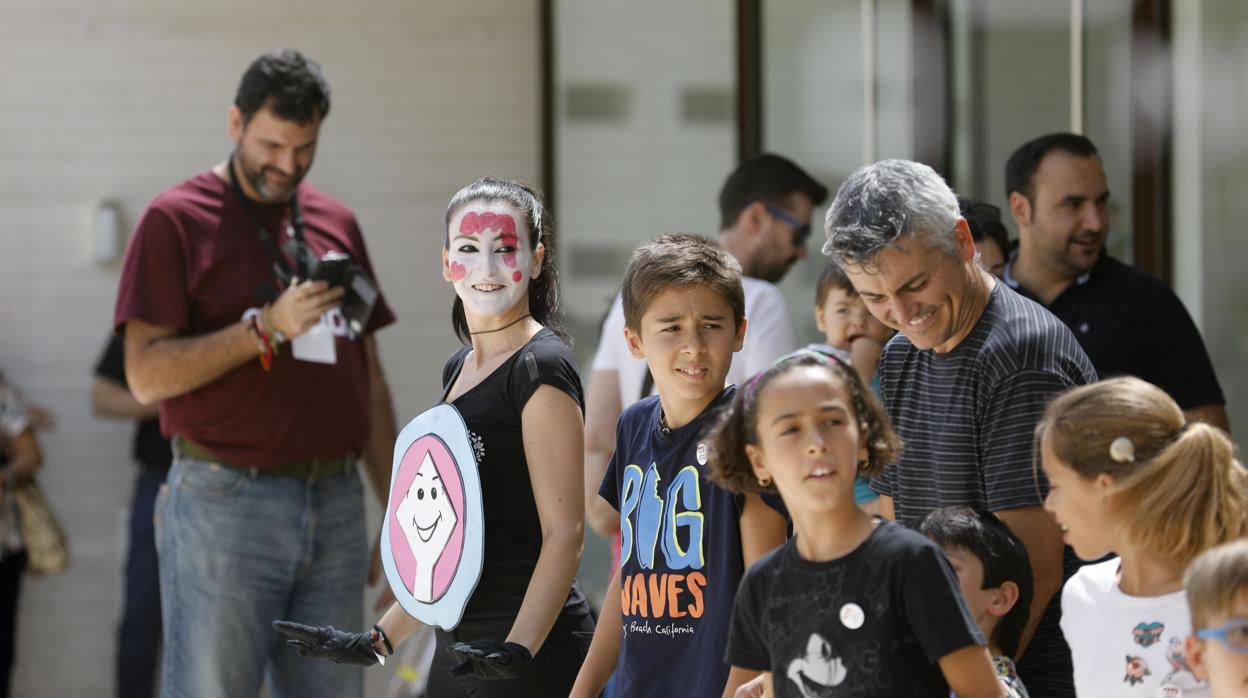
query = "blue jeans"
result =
(155, 456, 366, 698)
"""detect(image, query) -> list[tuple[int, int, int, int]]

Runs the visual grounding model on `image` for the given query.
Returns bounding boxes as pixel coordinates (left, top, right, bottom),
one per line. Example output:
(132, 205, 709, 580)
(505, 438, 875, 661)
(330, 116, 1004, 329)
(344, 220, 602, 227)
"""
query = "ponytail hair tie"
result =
(1109, 436, 1136, 463)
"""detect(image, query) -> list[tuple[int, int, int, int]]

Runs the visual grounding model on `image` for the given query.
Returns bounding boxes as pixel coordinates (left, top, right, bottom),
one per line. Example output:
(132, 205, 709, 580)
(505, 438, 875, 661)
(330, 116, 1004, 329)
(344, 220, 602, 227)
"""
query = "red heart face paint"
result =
(447, 204, 533, 319)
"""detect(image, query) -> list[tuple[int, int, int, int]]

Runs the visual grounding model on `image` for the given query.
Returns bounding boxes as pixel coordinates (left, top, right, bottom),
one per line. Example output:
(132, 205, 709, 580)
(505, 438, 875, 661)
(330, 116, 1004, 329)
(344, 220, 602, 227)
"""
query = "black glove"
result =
(448, 640, 533, 680)
(272, 620, 380, 667)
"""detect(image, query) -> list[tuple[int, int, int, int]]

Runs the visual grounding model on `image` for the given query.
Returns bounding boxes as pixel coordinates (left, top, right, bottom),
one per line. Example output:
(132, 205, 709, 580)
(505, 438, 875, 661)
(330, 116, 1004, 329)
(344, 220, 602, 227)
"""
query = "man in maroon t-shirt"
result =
(114, 49, 397, 698)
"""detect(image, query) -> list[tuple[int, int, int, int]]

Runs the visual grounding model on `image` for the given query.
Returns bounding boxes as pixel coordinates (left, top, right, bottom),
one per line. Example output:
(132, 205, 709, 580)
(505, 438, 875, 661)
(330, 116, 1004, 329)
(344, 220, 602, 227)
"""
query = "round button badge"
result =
(839, 602, 865, 630)
(696, 442, 708, 465)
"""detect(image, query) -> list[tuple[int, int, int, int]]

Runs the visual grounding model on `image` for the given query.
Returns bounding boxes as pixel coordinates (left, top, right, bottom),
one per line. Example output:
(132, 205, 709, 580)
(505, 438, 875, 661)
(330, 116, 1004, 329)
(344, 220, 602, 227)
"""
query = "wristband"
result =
(261, 305, 287, 345)
(372, 624, 394, 656)
(242, 309, 275, 371)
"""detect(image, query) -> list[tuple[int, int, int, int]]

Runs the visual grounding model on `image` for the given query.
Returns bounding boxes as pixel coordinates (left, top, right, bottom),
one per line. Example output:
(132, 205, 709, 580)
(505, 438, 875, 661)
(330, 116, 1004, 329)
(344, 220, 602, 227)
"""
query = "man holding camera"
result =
(114, 49, 397, 698)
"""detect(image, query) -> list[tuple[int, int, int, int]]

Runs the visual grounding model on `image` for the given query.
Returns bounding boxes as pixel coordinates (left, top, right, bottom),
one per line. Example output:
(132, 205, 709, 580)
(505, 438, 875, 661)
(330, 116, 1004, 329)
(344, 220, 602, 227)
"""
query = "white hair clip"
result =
(1109, 436, 1136, 463)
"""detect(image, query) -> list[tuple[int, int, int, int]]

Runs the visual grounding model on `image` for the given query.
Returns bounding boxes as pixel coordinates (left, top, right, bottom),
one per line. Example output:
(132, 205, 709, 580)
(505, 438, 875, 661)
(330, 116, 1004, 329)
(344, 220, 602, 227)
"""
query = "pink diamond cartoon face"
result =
(382, 404, 484, 629)
(392, 447, 462, 601)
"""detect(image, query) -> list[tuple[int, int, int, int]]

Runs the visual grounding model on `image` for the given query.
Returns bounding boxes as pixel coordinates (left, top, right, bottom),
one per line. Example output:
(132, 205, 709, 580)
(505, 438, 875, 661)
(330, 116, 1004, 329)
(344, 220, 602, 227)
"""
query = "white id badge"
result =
(292, 323, 337, 364)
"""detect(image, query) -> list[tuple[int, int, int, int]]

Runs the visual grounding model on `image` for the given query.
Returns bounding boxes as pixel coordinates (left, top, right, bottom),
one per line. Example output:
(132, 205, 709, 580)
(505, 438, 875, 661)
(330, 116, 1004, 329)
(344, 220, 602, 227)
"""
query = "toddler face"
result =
(1189, 590, 1248, 698)
(816, 287, 870, 351)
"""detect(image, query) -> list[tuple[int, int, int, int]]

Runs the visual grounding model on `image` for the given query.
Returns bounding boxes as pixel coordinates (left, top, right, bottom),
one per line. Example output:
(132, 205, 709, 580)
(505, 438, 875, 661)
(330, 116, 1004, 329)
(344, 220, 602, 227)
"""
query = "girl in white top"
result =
(1038, 376, 1248, 698)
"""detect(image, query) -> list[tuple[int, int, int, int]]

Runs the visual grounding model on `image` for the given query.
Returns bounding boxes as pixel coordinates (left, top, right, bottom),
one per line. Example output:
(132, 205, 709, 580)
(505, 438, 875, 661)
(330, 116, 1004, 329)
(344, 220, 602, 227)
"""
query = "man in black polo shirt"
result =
(1004, 132, 1228, 431)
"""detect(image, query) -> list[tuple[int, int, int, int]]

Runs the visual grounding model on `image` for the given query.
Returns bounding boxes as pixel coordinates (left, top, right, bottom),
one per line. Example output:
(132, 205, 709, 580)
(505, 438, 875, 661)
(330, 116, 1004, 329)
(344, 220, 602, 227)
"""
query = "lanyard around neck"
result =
(228, 156, 307, 283)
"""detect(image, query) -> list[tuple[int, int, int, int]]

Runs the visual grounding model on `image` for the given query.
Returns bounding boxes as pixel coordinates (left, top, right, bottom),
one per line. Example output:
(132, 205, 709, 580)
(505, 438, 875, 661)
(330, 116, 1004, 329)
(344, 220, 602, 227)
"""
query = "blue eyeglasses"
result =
(762, 203, 811, 245)
(1196, 619, 1248, 653)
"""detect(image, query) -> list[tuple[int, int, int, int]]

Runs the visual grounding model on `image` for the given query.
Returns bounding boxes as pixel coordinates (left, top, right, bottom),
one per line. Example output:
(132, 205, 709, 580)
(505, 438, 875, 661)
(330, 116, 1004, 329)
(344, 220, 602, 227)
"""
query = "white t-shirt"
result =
(1061, 558, 1207, 698)
(589, 277, 799, 405)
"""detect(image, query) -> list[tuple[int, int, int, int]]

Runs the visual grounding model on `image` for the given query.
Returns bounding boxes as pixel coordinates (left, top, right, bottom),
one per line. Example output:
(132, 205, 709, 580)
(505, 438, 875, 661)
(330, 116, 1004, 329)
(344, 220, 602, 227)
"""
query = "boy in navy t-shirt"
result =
(570, 235, 788, 698)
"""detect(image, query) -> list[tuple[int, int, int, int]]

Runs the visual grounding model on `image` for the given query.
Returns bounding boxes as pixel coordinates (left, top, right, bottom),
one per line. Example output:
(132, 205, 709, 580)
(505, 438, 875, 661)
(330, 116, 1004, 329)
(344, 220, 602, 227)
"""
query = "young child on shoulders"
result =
(1183, 540, 1248, 698)
(920, 506, 1035, 698)
(810, 261, 893, 389)
(708, 349, 1006, 698)
(1039, 376, 1248, 698)
(809, 262, 895, 514)
(570, 234, 789, 698)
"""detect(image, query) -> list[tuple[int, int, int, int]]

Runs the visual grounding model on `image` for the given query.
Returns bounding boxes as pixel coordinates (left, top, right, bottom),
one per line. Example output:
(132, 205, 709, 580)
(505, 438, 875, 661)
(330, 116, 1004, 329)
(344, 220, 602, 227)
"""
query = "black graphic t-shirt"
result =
(727, 521, 984, 698)
(599, 387, 744, 697)
(441, 329, 588, 622)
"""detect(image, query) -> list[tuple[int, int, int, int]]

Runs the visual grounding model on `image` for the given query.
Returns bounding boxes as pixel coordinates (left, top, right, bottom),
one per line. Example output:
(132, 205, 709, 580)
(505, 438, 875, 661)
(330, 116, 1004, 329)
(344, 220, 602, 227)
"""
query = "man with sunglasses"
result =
(715, 154, 824, 285)
(582, 153, 826, 538)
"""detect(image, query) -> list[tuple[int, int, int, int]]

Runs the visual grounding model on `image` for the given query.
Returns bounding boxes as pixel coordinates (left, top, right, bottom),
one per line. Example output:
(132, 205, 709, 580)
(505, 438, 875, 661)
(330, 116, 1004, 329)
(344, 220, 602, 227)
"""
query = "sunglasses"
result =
(1197, 619, 1248, 654)
(762, 203, 811, 245)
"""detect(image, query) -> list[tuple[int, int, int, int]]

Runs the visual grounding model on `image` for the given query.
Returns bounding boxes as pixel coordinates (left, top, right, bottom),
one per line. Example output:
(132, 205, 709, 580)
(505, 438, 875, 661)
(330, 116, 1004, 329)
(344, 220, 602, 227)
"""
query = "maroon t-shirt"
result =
(114, 170, 396, 467)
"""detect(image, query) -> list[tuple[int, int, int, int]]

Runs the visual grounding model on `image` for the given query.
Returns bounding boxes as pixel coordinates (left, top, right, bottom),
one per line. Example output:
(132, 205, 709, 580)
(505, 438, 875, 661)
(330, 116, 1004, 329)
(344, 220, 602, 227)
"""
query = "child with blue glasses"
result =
(1184, 540, 1248, 698)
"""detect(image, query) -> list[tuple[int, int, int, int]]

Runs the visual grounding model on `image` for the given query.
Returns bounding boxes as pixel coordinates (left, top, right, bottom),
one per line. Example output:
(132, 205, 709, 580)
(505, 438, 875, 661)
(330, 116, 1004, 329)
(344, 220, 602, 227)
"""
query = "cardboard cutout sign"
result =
(381, 404, 484, 630)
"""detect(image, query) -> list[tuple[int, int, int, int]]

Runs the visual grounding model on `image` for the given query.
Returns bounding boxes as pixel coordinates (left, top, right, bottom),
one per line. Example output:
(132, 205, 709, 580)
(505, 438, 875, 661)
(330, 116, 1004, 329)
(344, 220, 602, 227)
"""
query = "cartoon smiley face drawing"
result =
(395, 452, 459, 597)
(787, 633, 847, 698)
(382, 404, 485, 630)
(389, 438, 466, 604)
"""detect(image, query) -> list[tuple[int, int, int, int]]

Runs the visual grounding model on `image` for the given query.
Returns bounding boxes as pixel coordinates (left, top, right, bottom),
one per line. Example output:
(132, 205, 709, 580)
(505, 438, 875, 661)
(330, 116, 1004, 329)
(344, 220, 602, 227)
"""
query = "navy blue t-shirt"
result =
(598, 387, 745, 697)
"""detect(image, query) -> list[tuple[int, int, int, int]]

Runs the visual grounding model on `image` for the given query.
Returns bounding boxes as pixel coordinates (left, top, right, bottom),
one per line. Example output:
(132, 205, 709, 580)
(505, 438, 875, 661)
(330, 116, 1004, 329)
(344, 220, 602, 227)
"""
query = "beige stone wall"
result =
(0, 2, 539, 695)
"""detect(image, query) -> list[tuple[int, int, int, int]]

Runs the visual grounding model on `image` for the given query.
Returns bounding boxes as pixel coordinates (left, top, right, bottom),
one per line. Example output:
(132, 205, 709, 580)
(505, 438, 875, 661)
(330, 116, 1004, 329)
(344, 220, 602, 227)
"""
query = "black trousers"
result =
(0, 551, 27, 698)
(426, 605, 595, 698)
(117, 468, 166, 698)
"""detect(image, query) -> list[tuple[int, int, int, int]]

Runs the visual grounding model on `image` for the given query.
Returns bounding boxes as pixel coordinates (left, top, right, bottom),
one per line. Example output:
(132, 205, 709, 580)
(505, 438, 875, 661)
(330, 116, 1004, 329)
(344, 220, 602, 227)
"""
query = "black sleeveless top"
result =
(440, 329, 588, 621)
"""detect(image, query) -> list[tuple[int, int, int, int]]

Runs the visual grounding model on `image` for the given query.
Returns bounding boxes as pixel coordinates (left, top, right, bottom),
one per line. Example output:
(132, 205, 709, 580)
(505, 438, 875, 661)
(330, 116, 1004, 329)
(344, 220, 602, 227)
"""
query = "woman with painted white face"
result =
(277, 179, 593, 696)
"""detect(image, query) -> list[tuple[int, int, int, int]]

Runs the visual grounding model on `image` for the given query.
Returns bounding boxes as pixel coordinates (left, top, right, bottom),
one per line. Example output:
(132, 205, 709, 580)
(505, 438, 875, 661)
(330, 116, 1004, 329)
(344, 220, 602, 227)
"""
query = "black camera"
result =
(290, 245, 379, 336)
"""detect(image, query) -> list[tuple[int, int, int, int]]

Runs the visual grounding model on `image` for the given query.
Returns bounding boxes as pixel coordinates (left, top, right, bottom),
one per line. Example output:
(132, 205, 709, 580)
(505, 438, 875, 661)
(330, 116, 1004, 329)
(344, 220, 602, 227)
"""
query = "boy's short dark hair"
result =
(1185, 540, 1248, 630)
(919, 506, 1034, 657)
(621, 234, 744, 333)
(958, 197, 1011, 257)
(235, 49, 331, 125)
(718, 153, 829, 230)
(815, 262, 855, 307)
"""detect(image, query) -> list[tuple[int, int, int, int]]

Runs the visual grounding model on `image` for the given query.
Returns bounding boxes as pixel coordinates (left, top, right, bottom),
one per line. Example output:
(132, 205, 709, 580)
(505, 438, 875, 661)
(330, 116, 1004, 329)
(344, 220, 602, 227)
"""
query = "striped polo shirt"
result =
(873, 281, 1096, 522)
(873, 280, 1096, 695)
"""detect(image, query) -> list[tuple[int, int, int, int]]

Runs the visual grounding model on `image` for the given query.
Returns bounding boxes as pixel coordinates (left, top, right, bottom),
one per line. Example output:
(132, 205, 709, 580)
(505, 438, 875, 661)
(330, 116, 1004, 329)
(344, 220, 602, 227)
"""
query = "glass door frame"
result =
(732, 0, 1175, 281)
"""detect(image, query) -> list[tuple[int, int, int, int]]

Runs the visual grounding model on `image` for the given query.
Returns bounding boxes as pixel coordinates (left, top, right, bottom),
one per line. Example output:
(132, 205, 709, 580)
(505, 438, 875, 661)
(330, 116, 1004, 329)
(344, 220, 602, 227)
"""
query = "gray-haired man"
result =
(824, 159, 1095, 697)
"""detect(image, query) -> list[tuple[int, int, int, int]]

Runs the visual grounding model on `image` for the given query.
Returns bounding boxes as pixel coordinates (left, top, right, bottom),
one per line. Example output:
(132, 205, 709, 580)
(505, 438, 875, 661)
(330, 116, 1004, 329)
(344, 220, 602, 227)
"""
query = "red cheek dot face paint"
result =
(512, 271, 522, 282)
(450, 262, 467, 281)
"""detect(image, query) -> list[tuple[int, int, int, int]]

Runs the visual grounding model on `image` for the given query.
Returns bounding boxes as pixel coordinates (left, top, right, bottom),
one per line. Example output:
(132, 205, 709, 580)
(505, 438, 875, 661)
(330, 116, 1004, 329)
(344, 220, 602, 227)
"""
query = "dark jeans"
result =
(117, 468, 166, 698)
(0, 551, 27, 698)
(427, 604, 595, 698)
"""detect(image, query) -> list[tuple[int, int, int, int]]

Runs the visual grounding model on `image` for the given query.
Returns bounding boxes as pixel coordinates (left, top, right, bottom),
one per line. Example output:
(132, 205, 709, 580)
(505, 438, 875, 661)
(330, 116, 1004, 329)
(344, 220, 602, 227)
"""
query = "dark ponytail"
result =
(444, 177, 568, 345)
